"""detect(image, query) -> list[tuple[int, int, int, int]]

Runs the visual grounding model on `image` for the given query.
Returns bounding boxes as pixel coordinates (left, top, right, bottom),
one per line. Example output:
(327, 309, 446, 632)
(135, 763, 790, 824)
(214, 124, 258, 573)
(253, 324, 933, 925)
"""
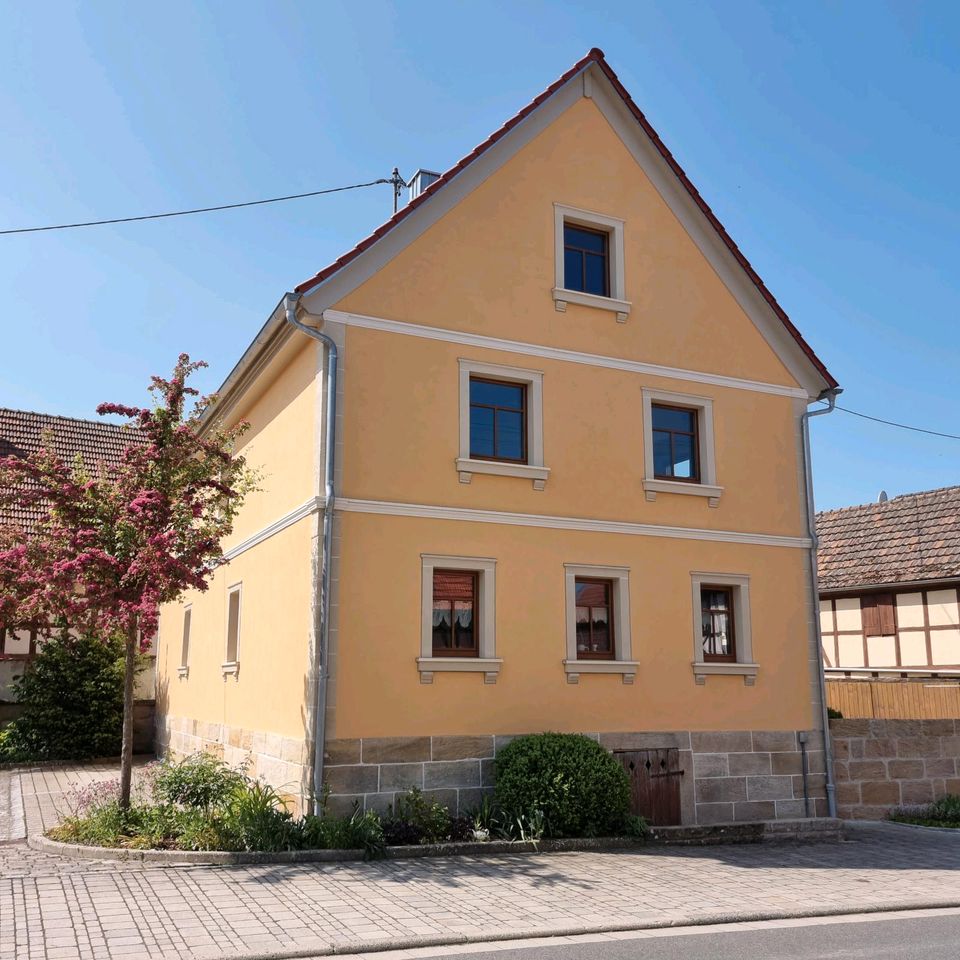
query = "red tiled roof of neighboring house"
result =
(816, 486, 960, 591)
(294, 47, 837, 391)
(0, 408, 142, 534)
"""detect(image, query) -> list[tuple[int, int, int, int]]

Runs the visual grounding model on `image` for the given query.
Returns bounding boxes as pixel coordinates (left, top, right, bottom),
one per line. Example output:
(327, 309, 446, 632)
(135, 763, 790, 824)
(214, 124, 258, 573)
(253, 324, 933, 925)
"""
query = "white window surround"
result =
(457, 358, 549, 490)
(178, 605, 191, 679)
(689, 571, 757, 685)
(223, 583, 241, 678)
(642, 387, 723, 507)
(552, 203, 631, 322)
(563, 563, 637, 683)
(419, 554, 501, 683)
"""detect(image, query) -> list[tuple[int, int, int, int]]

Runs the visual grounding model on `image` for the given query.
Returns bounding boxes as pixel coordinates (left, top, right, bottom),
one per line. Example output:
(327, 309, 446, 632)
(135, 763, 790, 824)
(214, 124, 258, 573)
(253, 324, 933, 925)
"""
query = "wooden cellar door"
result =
(614, 748, 683, 825)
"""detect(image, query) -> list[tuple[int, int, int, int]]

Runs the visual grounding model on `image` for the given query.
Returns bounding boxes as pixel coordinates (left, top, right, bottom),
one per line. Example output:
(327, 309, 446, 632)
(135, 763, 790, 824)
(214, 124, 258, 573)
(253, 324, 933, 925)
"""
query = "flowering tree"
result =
(0, 356, 255, 807)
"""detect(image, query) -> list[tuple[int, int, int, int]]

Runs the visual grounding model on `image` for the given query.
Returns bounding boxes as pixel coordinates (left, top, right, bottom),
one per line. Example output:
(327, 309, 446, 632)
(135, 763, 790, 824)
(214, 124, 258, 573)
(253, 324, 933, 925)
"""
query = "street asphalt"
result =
(386, 910, 960, 959)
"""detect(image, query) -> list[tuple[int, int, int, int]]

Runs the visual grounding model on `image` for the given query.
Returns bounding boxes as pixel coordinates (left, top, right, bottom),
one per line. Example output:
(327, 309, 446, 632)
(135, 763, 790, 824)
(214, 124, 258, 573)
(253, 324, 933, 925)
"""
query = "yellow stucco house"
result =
(156, 49, 841, 826)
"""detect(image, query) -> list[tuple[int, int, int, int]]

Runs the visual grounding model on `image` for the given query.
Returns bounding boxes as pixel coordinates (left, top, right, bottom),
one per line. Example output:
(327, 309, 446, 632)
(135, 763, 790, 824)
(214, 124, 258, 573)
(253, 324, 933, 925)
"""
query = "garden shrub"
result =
(216, 781, 299, 852)
(384, 788, 451, 844)
(0, 634, 125, 762)
(153, 753, 247, 812)
(301, 808, 385, 859)
(494, 732, 631, 838)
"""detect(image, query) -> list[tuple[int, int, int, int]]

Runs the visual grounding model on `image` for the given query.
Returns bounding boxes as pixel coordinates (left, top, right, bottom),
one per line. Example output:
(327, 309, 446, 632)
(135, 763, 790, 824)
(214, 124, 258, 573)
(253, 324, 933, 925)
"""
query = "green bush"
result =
(827, 707, 844, 720)
(217, 781, 299, 852)
(494, 733, 631, 838)
(0, 634, 125, 762)
(153, 753, 247, 812)
(384, 788, 452, 844)
(302, 807, 386, 859)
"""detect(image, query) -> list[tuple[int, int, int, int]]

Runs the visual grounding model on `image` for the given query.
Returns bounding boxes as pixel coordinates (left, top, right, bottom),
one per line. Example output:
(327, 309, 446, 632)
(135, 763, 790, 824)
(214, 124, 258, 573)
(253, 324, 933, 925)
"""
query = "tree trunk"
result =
(118, 618, 137, 810)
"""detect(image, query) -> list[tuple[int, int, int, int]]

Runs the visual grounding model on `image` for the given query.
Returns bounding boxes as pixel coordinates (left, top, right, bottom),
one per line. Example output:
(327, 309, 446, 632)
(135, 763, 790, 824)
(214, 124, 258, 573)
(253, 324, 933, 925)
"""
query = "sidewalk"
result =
(3, 764, 960, 960)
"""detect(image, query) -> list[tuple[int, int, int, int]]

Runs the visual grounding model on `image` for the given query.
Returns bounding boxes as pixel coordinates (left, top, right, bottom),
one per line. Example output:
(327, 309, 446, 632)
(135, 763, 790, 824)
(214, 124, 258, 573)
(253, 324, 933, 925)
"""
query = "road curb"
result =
(28, 833, 647, 864)
(850, 818, 960, 837)
(29, 818, 841, 865)
(185, 898, 960, 959)
(0, 771, 25, 844)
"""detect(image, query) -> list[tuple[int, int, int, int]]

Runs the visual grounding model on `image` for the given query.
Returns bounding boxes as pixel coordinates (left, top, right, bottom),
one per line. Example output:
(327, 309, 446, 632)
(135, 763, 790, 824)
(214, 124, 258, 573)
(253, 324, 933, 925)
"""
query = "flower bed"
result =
(890, 795, 960, 829)
(50, 734, 648, 858)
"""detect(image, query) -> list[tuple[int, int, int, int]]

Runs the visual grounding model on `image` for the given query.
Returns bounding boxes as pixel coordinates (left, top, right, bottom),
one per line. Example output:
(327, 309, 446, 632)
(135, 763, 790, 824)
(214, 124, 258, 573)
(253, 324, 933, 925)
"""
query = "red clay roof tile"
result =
(817, 486, 960, 590)
(0, 408, 142, 534)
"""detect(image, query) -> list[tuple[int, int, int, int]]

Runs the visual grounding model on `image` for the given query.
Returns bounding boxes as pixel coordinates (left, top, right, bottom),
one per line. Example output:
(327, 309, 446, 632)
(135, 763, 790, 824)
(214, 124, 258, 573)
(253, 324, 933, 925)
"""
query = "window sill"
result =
(177, 666, 189, 680)
(643, 478, 723, 508)
(456, 458, 550, 491)
(692, 661, 758, 686)
(221, 661, 239, 678)
(563, 659, 638, 684)
(417, 657, 503, 684)
(552, 287, 631, 323)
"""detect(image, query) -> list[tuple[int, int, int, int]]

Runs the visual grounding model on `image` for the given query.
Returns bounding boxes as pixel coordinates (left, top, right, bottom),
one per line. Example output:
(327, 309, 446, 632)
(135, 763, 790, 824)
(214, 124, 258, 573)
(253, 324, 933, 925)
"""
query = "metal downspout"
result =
(802, 387, 841, 819)
(283, 292, 337, 816)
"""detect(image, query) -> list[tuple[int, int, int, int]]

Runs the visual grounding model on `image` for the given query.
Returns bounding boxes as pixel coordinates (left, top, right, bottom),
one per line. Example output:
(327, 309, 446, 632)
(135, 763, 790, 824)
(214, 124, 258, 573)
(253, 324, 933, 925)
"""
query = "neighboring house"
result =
(0, 408, 153, 701)
(818, 486, 960, 672)
(156, 48, 840, 826)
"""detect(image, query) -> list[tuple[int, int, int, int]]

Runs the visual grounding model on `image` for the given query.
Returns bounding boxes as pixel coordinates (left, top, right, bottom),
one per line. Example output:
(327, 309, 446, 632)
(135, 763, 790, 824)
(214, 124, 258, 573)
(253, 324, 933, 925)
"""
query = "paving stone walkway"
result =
(3, 764, 960, 960)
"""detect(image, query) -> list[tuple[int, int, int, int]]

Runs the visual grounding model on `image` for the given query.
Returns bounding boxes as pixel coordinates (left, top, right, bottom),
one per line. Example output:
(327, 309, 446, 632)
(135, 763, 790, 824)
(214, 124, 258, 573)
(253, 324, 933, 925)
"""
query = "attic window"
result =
(564, 225, 609, 297)
(552, 204, 630, 322)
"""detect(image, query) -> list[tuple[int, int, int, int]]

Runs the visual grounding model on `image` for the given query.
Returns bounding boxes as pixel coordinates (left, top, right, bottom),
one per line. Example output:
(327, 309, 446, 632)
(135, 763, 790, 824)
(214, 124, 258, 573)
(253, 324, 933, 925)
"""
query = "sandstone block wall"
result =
(156, 714, 309, 812)
(323, 729, 826, 824)
(831, 718, 960, 819)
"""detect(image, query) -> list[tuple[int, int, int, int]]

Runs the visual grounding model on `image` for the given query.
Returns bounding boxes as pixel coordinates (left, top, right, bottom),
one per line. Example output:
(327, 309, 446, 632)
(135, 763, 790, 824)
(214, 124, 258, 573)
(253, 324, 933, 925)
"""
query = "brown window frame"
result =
(563, 223, 610, 297)
(652, 403, 701, 484)
(469, 376, 528, 465)
(701, 586, 736, 662)
(862, 593, 895, 637)
(431, 569, 479, 658)
(574, 577, 616, 661)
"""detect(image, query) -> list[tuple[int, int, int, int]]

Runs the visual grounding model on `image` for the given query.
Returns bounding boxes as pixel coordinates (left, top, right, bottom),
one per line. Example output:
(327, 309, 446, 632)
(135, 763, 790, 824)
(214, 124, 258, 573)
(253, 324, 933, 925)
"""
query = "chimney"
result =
(408, 169, 441, 203)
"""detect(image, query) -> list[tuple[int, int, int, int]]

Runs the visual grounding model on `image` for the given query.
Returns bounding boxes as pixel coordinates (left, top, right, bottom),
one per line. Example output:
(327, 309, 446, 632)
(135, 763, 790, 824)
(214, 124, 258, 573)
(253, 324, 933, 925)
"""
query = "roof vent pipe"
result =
(878, 490, 889, 503)
(408, 169, 441, 203)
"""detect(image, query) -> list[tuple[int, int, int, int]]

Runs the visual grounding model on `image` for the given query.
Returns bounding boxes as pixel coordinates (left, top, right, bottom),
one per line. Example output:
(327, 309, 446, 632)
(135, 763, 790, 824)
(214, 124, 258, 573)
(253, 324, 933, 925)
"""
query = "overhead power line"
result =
(830, 403, 960, 441)
(0, 178, 393, 235)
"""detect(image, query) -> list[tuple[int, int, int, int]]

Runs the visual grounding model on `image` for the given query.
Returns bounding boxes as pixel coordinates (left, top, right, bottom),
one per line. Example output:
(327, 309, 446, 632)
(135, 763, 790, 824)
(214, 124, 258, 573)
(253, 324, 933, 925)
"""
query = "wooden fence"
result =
(827, 678, 960, 720)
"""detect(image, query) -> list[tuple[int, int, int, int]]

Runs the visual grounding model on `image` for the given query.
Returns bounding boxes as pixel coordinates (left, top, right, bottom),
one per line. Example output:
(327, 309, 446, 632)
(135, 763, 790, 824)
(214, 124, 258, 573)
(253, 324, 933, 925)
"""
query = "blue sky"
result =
(1, 1, 957, 511)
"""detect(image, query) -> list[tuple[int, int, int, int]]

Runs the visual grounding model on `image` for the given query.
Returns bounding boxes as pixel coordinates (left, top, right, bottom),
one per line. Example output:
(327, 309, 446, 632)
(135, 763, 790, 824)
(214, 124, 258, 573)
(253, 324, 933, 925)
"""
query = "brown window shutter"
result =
(878, 594, 896, 635)
(861, 596, 880, 637)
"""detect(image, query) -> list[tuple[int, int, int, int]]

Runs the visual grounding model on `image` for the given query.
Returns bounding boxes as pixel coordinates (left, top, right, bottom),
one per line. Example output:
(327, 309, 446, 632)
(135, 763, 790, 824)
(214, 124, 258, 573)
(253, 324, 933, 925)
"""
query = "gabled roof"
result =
(0, 408, 141, 533)
(817, 486, 960, 591)
(294, 47, 837, 391)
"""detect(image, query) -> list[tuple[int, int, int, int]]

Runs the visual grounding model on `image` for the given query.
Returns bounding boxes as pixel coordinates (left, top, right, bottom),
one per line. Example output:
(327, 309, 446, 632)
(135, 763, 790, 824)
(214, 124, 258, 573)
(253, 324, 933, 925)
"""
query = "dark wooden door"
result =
(614, 748, 683, 825)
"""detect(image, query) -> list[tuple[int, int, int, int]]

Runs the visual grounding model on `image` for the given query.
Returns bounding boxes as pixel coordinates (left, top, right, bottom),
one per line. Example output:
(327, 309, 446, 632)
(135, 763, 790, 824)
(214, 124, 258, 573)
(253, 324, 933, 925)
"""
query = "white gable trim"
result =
(324, 308, 808, 399)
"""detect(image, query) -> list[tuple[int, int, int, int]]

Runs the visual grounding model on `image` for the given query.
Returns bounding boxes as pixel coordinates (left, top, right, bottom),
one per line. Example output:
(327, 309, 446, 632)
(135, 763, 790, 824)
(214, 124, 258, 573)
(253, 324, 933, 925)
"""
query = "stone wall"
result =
(156, 714, 309, 812)
(831, 718, 960, 819)
(323, 729, 827, 824)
